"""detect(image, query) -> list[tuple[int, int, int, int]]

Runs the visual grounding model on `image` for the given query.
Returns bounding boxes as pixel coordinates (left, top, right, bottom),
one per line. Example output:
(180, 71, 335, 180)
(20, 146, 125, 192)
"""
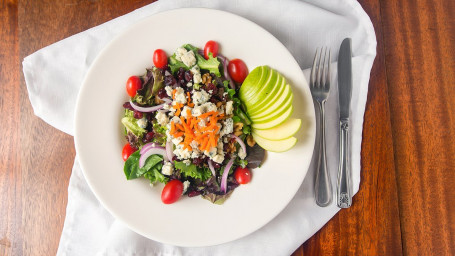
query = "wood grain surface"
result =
(0, 0, 454, 255)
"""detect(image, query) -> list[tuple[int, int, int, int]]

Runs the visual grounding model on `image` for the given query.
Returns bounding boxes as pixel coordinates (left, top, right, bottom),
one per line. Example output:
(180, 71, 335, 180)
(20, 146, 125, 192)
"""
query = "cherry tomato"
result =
(234, 166, 252, 184)
(161, 179, 184, 204)
(126, 76, 142, 97)
(122, 143, 136, 161)
(153, 49, 168, 69)
(204, 40, 219, 59)
(228, 59, 249, 83)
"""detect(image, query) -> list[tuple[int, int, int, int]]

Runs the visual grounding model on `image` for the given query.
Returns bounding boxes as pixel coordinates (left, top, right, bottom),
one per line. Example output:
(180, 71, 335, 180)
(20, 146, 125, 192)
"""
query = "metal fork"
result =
(310, 47, 333, 207)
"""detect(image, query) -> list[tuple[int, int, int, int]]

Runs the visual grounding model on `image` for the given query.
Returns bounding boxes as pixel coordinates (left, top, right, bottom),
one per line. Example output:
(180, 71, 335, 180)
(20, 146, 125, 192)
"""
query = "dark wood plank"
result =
(17, 1, 155, 255)
(380, 0, 455, 255)
(0, 1, 21, 256)
(292, 0, 403, 255)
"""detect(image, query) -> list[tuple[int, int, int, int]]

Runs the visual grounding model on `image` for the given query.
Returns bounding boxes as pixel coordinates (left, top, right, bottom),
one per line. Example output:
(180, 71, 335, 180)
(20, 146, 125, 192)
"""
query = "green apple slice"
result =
(249, 84, 292, 118)
(253, 118, 301, 141)
(243, 69, 278, 107)
(252, 106, 293, 130)
(252, 133, 297, 152)
(247, 75, 286, 114)
(240, 66, 268, 99)
(250, 92, 293, 123)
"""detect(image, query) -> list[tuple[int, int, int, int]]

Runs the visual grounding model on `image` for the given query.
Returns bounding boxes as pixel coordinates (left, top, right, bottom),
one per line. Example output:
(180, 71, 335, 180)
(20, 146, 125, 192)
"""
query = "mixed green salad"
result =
(121, 41, 265, 204)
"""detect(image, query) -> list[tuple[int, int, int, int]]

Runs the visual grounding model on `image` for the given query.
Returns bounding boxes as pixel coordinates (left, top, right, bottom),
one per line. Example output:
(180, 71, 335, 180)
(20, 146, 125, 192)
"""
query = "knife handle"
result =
(337, 119, 352, 208)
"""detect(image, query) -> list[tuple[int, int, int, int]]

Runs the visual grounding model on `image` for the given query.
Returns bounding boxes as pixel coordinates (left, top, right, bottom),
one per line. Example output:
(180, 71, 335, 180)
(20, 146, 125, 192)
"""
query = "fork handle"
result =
(315, 101, 333, 207)
(337, 119, 352, 208)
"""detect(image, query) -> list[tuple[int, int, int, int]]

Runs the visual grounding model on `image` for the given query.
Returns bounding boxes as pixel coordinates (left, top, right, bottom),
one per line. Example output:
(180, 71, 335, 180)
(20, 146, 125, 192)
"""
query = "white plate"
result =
(74, 8, 315, 247)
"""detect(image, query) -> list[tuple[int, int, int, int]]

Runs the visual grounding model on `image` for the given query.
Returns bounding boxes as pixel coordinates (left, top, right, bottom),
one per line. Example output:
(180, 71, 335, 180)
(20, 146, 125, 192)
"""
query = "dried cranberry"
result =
(123, 102, 134, 111)
(133, 111, 143, 119)
(172, 156, 178, 161)
(192, 157, 204, 166)
(145, 132, 155, 141)
(206, 83, 218, 95)
(188, 191, 201, 197)
(177, 68, 185, 80)
(164, 75, 177, 86)
(213, 162, 221, 169)
(184, 70, 193, 82)
(157, 88, 168, 99)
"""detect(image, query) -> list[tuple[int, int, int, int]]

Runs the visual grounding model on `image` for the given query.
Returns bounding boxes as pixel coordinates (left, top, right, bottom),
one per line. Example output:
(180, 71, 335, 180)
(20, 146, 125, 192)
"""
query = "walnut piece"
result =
(246, 135, 256, 147)
(202, 73, 212, 85)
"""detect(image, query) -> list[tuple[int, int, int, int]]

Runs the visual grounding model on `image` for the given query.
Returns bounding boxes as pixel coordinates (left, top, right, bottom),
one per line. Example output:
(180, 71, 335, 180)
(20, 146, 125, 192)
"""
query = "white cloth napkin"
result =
(23, 0, 376, 255)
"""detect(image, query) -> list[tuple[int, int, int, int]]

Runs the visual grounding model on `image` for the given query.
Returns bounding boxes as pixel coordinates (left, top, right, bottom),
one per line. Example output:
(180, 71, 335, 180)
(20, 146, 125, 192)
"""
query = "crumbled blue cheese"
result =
(225, 101, 234, 115)
(175, 47, 187, 61)
(201, 102, 218, 113)
(176, 48, 196, 67)
(174, 144, 191, 159)
(186, 82, 193, 87)
(174, 87, 187, 104)
(181, 106, 193, 119)
(165, 86, 173, 97)
(183, 180, 190, 194)
(238, 148, 247, 159)
(161, 162, 174, 175)
(136, 117, 148, 129)
(191, 65, 202, 84)
(212, 154, 225, 164)
(171, 116, 181, 124)
(192, 89, 210, 105)
(220, 118, 234, 136)
(172, 136, 183, 146)
(192, 105, 204, 117)
(156, 111, 169, 126)
(204, 147, 217, 158)
(183, 159, 191, 166)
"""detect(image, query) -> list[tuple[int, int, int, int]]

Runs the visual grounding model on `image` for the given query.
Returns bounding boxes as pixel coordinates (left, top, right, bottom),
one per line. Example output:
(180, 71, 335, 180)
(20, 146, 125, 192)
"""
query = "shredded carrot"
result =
(172, 89, 177, 99)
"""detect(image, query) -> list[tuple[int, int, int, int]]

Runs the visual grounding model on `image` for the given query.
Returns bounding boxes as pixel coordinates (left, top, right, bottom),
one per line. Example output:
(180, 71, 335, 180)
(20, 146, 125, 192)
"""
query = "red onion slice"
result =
(139, 146, 167, 168)
(230, 134, 246, 157)
(165, 141, 174, 161)
(208, 159, 216, 176)
(129, 100, 166, 113)
(220, 157, 235, 194)
(140, 142, 156, 154)
(218, 54, 235, 89)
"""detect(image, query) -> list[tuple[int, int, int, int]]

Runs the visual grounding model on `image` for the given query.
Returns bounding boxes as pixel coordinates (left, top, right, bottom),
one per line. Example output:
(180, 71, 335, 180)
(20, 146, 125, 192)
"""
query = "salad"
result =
(121, 41, 266, 204)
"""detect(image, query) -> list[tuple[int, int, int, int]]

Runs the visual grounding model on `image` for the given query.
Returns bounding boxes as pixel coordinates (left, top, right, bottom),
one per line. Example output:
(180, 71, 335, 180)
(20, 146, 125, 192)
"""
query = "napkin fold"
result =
(23, 0, 376, 255)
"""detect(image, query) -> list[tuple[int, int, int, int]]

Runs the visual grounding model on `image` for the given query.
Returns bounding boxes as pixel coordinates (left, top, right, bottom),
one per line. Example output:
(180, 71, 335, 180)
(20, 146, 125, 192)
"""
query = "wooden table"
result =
(1, 0, 454, 255)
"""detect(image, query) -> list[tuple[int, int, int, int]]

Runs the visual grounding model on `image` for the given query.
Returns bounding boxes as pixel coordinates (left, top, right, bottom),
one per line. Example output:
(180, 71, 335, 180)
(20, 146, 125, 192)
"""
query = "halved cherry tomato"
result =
(122, 143, 136, 161)
(204, 40, 219, 59)
(153, 49, 168, 69)
(228, 59, 248, 83)
(234, 166, 252, 184)
(126, 76, 142, 97)
(161, 179, 184, 204)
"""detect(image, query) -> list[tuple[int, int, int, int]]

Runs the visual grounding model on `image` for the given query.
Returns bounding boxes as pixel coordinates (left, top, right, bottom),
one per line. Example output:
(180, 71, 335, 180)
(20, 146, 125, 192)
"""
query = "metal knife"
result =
(337, 38, 353, 208)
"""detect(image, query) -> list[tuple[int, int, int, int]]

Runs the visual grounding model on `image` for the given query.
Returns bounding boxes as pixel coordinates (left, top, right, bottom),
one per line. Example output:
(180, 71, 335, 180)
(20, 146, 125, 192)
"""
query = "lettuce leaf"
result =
(174, 161, 212, 181)
(121, 110, 146, 138)
(168, 55, 188, 74)
(195, 52, 221, 77)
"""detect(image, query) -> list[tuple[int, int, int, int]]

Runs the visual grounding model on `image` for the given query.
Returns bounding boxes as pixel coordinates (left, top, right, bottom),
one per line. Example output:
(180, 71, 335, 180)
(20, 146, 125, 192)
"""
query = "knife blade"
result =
(337, 38, 353, 208)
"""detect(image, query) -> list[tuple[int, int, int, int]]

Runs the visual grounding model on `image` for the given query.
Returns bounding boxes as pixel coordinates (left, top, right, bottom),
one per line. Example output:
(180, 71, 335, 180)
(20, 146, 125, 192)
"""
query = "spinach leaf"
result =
(124, 150, 141, 180)
(124, 152, 165, 181)
(143, 163, 168, 184)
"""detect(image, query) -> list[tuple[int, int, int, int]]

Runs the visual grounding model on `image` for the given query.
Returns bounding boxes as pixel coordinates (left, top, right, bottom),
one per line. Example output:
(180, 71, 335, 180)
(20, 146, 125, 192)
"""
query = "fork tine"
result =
(310, 48, 320, 87)
(326, 49, 331, 89)
(316, 47, 325, 87)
